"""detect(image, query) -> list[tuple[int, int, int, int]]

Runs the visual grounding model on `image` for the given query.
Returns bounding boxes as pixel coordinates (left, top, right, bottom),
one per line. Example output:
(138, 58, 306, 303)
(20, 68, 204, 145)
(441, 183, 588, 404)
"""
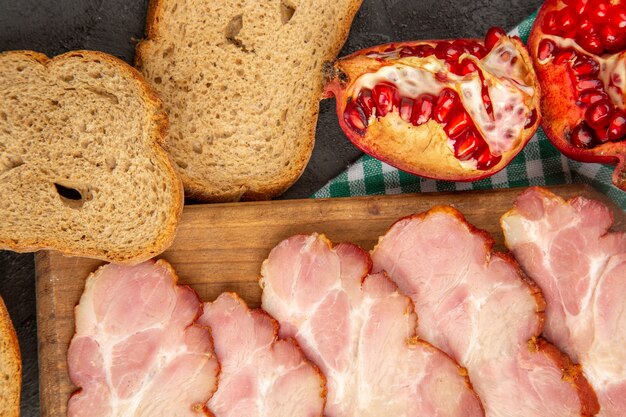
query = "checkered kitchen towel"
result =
(312, 14, 626, 209)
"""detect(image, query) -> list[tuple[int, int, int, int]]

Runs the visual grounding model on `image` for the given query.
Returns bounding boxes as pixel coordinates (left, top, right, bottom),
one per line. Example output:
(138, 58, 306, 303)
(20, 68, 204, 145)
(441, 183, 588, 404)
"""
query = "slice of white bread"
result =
(136, 0, 362, 202)
(0, 51, 183, 264)
(0, 295, 20, 417)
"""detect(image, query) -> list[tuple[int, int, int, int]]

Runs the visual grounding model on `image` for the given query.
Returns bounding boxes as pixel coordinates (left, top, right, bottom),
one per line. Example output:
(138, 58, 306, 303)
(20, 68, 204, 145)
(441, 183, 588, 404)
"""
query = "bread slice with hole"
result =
(0, 50, 183, 264)
(0, 295, 20, 417)
(136, 0, 362, 202)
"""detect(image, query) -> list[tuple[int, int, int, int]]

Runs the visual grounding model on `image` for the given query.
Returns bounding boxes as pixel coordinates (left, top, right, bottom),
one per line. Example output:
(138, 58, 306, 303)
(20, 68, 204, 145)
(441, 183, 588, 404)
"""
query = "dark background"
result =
(0, 0, 543, 415)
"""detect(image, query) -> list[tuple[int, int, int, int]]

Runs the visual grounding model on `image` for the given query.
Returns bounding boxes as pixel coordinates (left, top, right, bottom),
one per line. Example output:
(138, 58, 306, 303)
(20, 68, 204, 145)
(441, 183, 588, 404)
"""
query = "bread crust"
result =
(0, 296, 21, 417)
(135, 0, 363, 202)
(0, 50, 184, 264)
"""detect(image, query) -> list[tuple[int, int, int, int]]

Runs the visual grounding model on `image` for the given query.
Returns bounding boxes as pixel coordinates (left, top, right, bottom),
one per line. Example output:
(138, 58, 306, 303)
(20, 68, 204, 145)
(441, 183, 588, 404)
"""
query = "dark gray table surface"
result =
(0, 0, 543, 415)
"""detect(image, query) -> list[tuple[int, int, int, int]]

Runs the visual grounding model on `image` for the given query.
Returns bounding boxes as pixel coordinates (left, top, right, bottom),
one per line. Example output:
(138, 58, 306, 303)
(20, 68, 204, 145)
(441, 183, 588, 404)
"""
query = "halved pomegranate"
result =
(323, 28, 541, 182)
(529, 0, 626, 191)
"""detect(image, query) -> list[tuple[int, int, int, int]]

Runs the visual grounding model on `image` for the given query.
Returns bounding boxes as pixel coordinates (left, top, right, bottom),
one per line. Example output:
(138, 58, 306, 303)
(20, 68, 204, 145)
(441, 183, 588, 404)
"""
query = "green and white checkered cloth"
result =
(312, 13, 626, 209)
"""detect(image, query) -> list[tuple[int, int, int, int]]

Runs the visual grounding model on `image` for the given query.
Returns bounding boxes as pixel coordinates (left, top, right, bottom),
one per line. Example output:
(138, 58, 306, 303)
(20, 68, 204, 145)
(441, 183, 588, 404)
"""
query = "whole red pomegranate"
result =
(529, 0, 626, 190)
(324, 28, 541, 182)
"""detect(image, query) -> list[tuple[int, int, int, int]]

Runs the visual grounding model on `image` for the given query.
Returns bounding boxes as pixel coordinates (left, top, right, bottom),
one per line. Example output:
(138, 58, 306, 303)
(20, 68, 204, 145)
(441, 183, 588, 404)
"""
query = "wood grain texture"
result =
(35, 185, 625, 417)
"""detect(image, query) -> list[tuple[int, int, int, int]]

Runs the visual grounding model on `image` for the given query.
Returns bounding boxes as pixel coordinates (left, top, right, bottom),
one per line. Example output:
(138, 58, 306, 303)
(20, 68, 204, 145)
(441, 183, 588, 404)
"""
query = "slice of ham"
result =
(502, 187, 626, 417)
(260, 233, 484, 417)
(67, 260, 219, 417)
(372, 206, 598, 417)
(198, 292, 325, 417)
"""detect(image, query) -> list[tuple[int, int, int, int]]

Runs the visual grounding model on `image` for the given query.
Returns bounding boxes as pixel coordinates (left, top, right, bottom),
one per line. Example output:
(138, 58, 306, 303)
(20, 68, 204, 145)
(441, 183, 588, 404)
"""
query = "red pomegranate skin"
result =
(324, 29, 542, 183)
(528, 0, 626, 191)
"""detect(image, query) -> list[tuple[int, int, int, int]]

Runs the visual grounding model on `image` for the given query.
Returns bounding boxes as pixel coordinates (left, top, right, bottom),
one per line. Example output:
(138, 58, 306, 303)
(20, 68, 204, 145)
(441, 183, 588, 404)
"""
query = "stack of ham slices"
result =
(67, 187, 625, 417)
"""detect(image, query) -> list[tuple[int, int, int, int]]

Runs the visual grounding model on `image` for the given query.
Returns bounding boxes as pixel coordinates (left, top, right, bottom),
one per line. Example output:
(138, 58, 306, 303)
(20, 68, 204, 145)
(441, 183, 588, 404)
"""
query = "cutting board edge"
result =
(35, 251, 65, 417)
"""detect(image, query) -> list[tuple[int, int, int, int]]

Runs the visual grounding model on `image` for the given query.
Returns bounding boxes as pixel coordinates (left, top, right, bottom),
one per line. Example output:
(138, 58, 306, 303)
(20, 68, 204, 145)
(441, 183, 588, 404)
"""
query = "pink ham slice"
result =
(67, 260, 219, 417)
(260, 233, 484, 417)
(198, 292, 325, 417)
(502, 187, 626, 417)
(372, 206, 599, 417)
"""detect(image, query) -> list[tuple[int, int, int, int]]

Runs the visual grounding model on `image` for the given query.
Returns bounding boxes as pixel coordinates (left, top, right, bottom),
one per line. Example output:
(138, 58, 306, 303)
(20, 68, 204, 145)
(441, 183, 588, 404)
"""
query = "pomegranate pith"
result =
(324, 27, 541, 182)
(529, 0, 626, 191)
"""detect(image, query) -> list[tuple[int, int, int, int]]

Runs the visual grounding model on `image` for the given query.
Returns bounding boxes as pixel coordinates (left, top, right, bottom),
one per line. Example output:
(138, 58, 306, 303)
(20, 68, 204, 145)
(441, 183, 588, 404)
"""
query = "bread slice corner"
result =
(0, 50, 183, 264)
(0, 296, 20, 417)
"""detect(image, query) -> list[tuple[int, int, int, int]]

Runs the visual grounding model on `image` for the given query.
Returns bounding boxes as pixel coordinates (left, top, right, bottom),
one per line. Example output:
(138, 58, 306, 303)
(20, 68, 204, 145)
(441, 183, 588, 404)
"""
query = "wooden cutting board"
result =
(35, 184, 625, 417)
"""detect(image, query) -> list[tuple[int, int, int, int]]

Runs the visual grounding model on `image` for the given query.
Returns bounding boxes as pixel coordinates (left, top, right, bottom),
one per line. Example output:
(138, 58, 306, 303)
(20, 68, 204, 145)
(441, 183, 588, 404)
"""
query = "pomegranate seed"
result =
(477, 154, 502, 170)
(577, 89, 608, 105)
(571, 55, 600, 77)
(588, 0, 610, 24)
(449, 64, 463, 76)
(468, 42, 487, 59)
(576, 77, 604, 93)
(454, 130, 481, 160)
(524, 109, 538, 129)
(357, 89, 375, 119)
(453, 40, 473, 57)
(485, 27, 506, 51)
(558, 8, 579, 37)
(413, 44, 435, 57)
(600, 25, 626, 52)
(608, 111, 626, 141)
(554, 49, 577, 65)
(399, 97, 414, 122)
(537, 39, 558, 61)
(578, 19, 596, 36)
(343, 101, 368, 134)
(445, 44, 464, 62)
(610, 6, 626, 30)
(570, 122, 596, 148)
(456, 58, 478, 75)
(576, 33, 604, 55)
(433, 89, 460, 123)
(372, 83, 400, 118)
(594, 127, 610, 143)
(399, 46, 418, 57)
(572, 0, 588, 15)
(445, 110, 471, 139)
(585, 99, 614, 128)
(411, 94, 436, 126)
(435, 71, 449, 82)
(542, 11, 561, 35)
(473, 143, 502, 170)
(435, 42, 452, 60)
